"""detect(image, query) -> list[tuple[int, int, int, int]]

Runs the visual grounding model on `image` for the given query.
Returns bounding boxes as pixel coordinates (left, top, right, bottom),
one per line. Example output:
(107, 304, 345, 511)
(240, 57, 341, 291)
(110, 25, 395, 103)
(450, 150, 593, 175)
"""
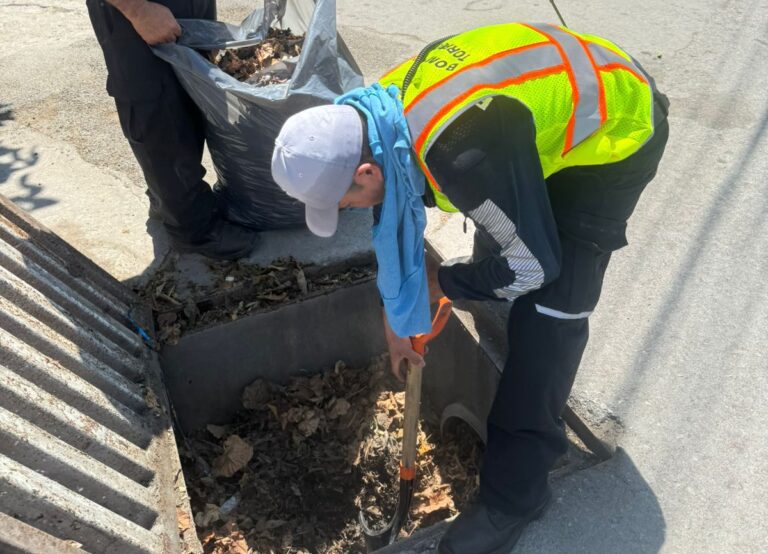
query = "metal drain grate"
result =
(0, 196, 196, 553)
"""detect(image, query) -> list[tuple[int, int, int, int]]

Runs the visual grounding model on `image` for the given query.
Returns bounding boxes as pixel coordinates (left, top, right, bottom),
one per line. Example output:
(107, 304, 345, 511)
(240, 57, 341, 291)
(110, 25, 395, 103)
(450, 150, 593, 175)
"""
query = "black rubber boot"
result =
(438, 489, 552, 554)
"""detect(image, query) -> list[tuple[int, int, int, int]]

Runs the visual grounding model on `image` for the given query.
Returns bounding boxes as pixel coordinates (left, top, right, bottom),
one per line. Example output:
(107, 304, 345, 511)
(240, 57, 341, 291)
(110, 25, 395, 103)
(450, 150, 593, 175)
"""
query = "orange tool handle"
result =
(410, 296, 453, 356)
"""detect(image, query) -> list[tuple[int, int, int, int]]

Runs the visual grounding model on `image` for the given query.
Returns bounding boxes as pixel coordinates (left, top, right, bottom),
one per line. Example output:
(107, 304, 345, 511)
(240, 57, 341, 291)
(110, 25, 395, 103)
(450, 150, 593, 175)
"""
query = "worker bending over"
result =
(271, 22, 669, 553)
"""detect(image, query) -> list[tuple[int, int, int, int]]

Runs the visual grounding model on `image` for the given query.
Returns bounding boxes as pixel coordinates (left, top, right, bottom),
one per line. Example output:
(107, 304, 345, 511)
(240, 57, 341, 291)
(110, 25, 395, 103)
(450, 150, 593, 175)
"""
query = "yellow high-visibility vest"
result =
(379, 23, 656, 212)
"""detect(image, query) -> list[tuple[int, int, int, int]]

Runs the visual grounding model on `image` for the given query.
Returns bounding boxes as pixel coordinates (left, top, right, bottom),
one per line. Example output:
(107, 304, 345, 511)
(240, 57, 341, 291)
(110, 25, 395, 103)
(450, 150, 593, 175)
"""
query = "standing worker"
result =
(87, 0, 259, 259)
(271, 22, 669, 553)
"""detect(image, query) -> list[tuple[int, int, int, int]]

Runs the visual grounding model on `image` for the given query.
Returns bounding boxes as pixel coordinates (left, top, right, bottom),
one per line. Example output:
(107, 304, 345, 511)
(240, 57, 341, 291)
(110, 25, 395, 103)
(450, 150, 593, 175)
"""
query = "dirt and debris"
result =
(179, 358, 483, 554)
(208, 28, 304, 87)
(140, 256, 375, 345)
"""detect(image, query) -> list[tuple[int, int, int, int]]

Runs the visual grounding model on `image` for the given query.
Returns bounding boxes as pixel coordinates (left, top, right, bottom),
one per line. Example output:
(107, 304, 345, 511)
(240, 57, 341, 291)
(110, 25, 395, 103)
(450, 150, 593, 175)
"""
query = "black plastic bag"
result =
(154, 0, 363, 230)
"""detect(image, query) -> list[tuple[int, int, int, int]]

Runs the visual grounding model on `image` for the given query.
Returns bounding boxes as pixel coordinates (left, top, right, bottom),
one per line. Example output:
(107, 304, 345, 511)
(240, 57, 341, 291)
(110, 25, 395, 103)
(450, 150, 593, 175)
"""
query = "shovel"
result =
(359, 296, 453, 551)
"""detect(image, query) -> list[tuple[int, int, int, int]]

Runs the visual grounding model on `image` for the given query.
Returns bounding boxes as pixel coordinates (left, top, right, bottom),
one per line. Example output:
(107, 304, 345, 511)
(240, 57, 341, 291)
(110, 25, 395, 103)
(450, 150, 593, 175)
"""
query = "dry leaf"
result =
(143, 387, 161, 412)
(206, 424, 228, 439)
(418, 439, 433, 456)
(183, 300, 200, 325)
(375, 412, 391, 429)
(212, 435, 253, 478)
(297, 412, 321, 437)
(413, 486, 454, 517)
(287, 381, 313, 402)
(282, 406, 306, 426)
(257, 43, 275, 64)
(328, 398, 351, 419)
(257, 292, 288, 301)
(194, 503, 220, 528)
(295, 268, 308, 295)
(177, 506, 192, 533)
(157, 312, 177, 327)
(202, 521, 249, 554)
(200, 529, 217, 546)
(242, 380, 272, 409)
(308, 374, 324, 397)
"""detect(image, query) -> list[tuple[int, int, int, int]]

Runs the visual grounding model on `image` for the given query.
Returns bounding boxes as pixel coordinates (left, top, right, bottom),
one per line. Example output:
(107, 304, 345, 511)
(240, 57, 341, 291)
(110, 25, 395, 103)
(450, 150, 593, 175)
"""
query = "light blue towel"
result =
(336, 84, 431, 337)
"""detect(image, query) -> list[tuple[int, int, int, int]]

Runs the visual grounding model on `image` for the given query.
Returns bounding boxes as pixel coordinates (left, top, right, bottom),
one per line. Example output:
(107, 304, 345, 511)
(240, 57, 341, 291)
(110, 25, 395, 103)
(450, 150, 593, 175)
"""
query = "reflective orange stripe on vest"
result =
(523, 23, 606, 152)
(405, 42, 562, 157)
(587, 42, 650, 83)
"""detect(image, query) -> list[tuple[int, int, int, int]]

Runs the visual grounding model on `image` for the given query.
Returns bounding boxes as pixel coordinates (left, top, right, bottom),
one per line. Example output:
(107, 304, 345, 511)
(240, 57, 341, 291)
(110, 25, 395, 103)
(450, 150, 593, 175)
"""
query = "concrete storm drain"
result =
(0, 189, 613, 553)
(152, 254, 609, 553)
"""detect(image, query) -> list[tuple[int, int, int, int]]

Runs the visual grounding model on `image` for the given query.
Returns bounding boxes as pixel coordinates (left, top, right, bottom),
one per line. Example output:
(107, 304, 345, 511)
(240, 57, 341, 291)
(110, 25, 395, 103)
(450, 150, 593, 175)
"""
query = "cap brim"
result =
(305, 204, 339, 238)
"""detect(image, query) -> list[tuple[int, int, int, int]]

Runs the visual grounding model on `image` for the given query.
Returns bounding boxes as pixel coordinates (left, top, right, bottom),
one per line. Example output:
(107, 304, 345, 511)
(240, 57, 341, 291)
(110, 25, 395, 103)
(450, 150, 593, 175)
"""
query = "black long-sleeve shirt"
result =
(424, 96, 562, 302)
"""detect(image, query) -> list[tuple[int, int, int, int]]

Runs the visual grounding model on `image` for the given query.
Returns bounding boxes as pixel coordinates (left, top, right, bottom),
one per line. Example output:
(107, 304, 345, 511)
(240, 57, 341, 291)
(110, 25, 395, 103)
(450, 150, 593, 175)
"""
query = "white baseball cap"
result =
(271, 104, 363, 237)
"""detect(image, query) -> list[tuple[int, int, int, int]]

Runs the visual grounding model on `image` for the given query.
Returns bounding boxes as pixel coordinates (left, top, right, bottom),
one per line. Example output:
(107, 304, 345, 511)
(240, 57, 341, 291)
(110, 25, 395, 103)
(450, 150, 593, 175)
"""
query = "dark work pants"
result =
(86, 0, 219, 245)
(479, 98, 670, 515)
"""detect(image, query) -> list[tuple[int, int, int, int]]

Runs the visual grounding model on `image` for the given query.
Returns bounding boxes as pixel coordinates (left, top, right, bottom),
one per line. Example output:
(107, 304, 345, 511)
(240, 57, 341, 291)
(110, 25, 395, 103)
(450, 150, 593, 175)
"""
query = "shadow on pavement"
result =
(517, 448, 665, 554)
(0, 103, 55, 212)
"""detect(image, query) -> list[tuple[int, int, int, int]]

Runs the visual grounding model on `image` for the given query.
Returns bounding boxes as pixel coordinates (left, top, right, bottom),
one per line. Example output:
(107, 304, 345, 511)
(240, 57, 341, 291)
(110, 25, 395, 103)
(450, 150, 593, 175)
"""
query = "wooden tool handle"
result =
(400, 361, 423, 478)
(400, 297, 453, 477)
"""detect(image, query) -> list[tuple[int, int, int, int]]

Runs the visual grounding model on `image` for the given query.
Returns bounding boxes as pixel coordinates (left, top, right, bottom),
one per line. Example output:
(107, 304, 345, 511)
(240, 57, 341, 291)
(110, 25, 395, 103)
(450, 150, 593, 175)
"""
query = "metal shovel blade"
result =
(359, 298, 452, 552)
(359, 477, 415, 552)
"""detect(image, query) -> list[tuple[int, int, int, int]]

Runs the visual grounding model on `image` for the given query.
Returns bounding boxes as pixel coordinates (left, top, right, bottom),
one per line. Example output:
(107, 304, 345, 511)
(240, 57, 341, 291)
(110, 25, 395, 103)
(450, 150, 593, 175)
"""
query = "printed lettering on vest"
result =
(437, 42, 472, 62)
(426, 56, 458, 71)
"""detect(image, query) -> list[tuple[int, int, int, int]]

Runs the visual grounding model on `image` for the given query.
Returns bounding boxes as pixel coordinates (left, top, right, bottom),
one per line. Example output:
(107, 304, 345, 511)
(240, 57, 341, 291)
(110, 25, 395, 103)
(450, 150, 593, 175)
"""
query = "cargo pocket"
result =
(108, 76, 163, 145)
(558, 211, 629, 254)
(534, 212, 628, 317)
(98, 5, 167, 147)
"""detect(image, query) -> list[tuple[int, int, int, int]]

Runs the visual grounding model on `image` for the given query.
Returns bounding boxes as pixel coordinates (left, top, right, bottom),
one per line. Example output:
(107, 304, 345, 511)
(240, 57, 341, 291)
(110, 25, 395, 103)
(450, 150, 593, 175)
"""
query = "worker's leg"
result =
(480, 105, 669, 517)
(479, 238, 603, 514)
(439, 233, 604, 554)
(86, 0, 256, 259)
(440, 101, 668, 554)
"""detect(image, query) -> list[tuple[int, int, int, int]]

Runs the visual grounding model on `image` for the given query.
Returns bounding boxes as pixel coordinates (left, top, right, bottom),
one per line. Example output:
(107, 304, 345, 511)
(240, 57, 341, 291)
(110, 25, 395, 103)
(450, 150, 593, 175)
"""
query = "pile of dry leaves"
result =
(208, 28, 304, 86)
(142, 257, 374, 345)
(179, 358, 482, 553)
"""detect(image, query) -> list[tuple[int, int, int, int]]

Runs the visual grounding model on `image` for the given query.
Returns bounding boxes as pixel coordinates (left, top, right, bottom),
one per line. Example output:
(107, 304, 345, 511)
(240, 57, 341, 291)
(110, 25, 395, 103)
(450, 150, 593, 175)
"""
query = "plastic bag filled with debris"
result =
(153, 0, 363, 230)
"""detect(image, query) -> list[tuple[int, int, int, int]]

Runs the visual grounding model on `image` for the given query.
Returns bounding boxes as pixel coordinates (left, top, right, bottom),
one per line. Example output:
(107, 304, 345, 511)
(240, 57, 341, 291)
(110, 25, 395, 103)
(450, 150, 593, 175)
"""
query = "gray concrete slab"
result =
(1, 0, 767, 552)
(170, 209, 374, 293)
(247, 209, 374, 265)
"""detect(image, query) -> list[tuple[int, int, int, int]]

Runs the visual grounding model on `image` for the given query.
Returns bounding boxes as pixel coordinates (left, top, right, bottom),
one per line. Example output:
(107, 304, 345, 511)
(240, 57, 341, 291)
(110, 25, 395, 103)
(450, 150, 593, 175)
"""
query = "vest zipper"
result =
(400, 34, 456, 100)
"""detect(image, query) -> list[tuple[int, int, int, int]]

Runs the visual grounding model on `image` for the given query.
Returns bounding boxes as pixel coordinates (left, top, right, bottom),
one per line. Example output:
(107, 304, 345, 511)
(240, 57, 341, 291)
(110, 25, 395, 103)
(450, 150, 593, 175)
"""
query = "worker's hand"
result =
(426, 254, 445, 305)
(382, 309, 424, 382)
(120, 0, 182, 45)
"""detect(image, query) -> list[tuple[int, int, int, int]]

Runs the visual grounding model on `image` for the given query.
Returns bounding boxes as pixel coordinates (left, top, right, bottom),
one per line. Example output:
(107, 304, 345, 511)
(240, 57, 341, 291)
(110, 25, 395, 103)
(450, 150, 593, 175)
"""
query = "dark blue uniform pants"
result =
(86, 0, 219, 245)
(480, 98, 670, 515)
